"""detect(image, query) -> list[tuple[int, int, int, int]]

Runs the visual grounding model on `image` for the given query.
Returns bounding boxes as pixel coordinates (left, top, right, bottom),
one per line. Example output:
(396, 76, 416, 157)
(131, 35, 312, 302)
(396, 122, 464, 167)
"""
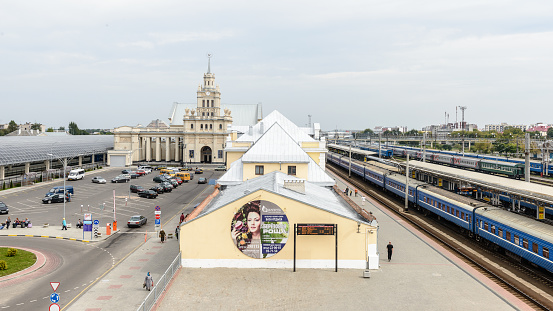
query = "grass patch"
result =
(0, 248, 36, 277)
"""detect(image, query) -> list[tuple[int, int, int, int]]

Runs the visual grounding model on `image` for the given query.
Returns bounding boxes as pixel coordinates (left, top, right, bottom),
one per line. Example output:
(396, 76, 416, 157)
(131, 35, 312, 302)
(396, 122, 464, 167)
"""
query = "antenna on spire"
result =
(206, 53, 213, 73)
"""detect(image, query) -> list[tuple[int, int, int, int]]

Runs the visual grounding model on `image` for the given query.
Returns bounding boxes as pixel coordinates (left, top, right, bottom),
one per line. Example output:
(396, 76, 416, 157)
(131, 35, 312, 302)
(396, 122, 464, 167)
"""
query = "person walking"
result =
(144, 272, 154, 291)
(5, 217, 10, 230)
(179, 213, 185, 224)
(160, 229, 166, 243)
(387, 241, 394, 262)
(175, 226, 179, 240)
(62, 218, 67, 230)
(355, 189, 358, 197)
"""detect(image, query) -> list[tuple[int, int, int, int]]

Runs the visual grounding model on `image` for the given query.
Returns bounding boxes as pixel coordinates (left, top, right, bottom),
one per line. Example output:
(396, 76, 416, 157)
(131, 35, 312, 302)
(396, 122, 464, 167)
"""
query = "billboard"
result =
(231, 200, 289, 259)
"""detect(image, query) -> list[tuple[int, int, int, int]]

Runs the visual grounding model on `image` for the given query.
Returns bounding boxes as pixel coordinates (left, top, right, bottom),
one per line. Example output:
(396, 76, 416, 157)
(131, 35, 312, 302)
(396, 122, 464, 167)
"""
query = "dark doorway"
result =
(201, 146, 212, 163)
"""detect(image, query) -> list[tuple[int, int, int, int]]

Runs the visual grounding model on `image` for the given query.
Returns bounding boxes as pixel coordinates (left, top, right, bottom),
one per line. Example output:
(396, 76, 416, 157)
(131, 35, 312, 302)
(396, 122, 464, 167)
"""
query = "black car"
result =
(122, 169, 132, 174)
(150, 185, 164, 194)
(112, 176, 129, 183)
(153, 176, 170, 183)
(0, 201, 9, 214)
(130, 185, 145, 193)
(42, 194, 66, 204)
(129, 171, 140, 179)
(138, 190, 158, 199)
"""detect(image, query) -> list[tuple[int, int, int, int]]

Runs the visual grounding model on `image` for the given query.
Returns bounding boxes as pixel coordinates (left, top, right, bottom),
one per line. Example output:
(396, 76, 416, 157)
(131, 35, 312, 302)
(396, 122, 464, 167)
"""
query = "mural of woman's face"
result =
(247, 211, 261, 234)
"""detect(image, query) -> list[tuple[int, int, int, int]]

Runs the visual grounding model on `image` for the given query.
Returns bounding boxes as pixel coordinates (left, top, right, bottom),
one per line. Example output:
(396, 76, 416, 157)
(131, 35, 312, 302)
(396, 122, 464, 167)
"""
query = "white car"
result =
(91, 176, 106, 184)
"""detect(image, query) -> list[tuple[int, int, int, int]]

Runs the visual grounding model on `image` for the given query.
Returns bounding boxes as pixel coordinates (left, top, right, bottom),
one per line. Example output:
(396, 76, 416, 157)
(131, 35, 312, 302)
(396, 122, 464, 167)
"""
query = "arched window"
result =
(200, 124, 203, 129)
(202, 100, 205, 107)
(191, 124, 194, 129)
(210, 124, 213, 129)
(219, 124, 222, 130)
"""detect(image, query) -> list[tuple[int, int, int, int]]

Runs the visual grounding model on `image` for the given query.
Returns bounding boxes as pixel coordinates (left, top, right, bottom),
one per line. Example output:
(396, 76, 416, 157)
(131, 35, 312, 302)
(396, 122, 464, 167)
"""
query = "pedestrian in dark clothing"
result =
(387, 241, 394, 262)
(175, 226, 179, 240)
(5, 217, 10, 230)
(355, 189, 358, 197)
(160, 229, 166, 243)
(345, 187, 349, 195)
(179, 213, 185, 224)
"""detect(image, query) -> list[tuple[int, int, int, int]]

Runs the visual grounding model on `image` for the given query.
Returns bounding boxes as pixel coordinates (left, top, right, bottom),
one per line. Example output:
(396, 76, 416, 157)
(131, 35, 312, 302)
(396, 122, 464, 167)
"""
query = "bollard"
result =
(113, 220, 117, 232)
(106, 223, 111, 235)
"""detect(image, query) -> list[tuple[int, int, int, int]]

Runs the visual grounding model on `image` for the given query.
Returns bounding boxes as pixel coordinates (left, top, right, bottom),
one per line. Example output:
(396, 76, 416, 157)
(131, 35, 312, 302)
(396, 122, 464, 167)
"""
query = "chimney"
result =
(283, 180, 305, 194)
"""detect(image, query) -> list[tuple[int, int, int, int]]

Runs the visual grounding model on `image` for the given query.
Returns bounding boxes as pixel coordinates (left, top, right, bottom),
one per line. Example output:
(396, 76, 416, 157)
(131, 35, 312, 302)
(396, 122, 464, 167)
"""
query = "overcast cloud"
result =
(1, 0, 552, 131)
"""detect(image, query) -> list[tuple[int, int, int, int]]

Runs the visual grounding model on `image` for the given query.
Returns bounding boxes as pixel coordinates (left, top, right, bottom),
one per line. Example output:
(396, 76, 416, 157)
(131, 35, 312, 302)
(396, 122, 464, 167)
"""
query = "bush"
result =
(0, 260, 7, 270)
(6, 248, 17, 257)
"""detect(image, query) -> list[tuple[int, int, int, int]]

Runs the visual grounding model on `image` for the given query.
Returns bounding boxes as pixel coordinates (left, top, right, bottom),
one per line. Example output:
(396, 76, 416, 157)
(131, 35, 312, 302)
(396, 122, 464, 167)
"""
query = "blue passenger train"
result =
(328, 153, 553, 273)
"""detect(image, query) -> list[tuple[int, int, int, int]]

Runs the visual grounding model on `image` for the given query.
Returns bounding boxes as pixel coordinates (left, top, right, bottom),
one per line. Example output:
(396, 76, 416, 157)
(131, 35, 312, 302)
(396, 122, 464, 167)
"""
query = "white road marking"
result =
(29, 300, 37, 303)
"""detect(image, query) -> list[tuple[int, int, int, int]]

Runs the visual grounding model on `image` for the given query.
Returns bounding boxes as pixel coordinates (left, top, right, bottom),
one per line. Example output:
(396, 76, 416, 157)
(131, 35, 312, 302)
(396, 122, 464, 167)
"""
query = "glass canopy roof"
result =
(0, 135, 114, 166)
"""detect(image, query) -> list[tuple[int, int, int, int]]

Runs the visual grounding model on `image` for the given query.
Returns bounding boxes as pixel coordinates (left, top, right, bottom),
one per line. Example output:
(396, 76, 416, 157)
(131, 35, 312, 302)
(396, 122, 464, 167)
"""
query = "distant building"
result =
(374, 126, 407, 134)
(484, 123, 527, 133)
(527, 123, 552, 137)
(422, 123, 477, 139)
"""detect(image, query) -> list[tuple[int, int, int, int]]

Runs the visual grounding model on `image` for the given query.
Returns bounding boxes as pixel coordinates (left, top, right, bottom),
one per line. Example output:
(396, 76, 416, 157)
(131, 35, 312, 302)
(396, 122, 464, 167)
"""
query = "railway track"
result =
(531, 177, 553, 187)
(328, 163, 553, 311)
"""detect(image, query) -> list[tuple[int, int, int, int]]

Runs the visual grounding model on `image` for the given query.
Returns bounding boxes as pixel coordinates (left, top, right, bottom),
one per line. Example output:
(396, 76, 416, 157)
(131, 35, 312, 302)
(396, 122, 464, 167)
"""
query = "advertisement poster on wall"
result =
(231, 200, 289, 259)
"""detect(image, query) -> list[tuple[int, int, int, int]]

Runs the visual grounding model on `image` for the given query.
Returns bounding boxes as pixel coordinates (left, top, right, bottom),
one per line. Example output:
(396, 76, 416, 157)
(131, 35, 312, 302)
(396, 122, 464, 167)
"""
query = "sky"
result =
(1, 0, 552, 131)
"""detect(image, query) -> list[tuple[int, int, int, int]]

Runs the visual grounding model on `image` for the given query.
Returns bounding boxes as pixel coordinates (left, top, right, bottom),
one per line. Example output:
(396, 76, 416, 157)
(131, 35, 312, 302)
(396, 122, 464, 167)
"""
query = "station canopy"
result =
(0, 135, 114, 166)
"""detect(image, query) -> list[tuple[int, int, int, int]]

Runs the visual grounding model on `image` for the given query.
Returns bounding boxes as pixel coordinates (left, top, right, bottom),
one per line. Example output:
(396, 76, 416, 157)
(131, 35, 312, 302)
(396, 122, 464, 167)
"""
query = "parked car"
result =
(135, 169, 147, 176)
(0, 202, 9, 214)
(159, 182, 173, 192)
(42, 193, 66, 204)
(153, 176, 170, 183)
(119, 174, 131, 180)
(215, 166, 227, 171)
(91, 176, 106, 184)
(138, 165, 153, 173)
(180, 166, 192, 171)
(138, 190, 158, 199)
(127, 215, 147, 227)
(112, 176, 129, 183)
(46, 186, 74, 196)
(150, 185, 164, 194)
(195, 168, 203, 174)
(122, 169, 132, 174)
(130, 185, 145, 193)
(174, 177, 183, 185)
(129, 171, 140, 179)
(198, 177, 207, 184)
(166, 179, 179, 188)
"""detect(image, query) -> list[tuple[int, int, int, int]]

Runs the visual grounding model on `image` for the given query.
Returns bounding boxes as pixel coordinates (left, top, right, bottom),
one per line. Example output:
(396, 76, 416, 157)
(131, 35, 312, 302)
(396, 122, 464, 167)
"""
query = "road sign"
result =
(155, 206, 161, 211)
(155, 219, 160, 225)
(50, 292, 60, 303)
(49, 303, 60, 311)
(154, 211, 161, 215)
(155, 214, 160, 220)
(93, 219, 100, 226)
(50, 282, 60, 292)
(84, 213, 92, 221)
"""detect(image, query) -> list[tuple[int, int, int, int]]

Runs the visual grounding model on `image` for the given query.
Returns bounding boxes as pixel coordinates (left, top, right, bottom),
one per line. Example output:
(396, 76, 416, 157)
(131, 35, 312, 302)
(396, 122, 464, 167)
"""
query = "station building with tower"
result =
(107, 58, 262, 167)
(179, 111, 379, 270)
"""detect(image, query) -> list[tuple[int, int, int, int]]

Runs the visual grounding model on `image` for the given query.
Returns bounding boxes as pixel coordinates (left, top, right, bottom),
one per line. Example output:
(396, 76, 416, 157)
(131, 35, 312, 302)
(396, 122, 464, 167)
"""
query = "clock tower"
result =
(197, 54, 221, 118)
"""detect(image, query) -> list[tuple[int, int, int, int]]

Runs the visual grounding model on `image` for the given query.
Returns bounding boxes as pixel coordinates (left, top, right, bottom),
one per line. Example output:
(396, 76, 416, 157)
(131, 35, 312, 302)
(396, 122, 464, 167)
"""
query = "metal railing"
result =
(136, 252, 181, 311)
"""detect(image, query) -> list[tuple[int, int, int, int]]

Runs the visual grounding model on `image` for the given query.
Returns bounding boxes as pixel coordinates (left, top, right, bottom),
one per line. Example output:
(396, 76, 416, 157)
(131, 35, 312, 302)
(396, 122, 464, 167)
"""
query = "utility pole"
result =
(405, 154, 409, 212)
(379, 132, 382, 159)
(348, 143, 352, 177)
(525, 133, 530, 182)
(459, 106, 467, 155)
(423, 132, 426, 162)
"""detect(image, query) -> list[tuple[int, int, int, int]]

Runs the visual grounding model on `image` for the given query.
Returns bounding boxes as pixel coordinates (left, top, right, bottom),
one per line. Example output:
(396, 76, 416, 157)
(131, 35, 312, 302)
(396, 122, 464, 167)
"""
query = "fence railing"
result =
(136, 252, 181, 311)
(0, 162, 105, 190)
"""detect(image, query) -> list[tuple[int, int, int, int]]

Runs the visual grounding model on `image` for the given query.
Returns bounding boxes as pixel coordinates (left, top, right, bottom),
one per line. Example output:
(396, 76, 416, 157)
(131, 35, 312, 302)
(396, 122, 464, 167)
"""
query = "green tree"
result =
(46, 127, 54, 132)
(405, 129, 420, 136)
(31, 123, 42, 130)
(547, 127, 553, 139)
(7, 120, 18, 133)
(58, 126, 65, 131)
(362, 128, 374, 135)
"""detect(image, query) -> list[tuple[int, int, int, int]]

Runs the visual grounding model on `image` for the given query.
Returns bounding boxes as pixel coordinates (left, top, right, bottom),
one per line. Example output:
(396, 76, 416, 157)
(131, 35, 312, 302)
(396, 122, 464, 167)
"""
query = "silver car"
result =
(91, 176, 107, 184)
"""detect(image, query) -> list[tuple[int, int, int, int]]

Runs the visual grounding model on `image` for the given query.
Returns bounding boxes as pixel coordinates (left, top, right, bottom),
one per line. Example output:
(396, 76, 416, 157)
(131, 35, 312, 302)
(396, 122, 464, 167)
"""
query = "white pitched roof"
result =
(241, 123, 311, 163)
(217, 158, 244, 185)
(236, 110, 315, 143)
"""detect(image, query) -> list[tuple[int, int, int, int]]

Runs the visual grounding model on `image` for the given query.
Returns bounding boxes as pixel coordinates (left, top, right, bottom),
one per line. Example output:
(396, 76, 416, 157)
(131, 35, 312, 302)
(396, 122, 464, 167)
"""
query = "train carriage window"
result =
(532, 243, 538, 254)
(498, 228, 503, 237)
(491, 225, 495, 234)
(461, 212, 465, 220)
(456, 210, 459, 218)
(484, 222, 488, 231)
(447, 206, 450, 213)
(523, 238, 528, 249)
(451, 208, 455, 215)
(506, 231, 511, 241)
(514, 235, 519, 245)
(544, 247, 550, 259)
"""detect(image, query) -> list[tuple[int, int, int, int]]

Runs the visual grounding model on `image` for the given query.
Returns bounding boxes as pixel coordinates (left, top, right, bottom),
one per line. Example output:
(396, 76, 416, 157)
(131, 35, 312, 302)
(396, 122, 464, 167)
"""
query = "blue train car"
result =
(475, 208, 553, 272)
(384, 173, 417, 203)
(417, 187, 473, 231)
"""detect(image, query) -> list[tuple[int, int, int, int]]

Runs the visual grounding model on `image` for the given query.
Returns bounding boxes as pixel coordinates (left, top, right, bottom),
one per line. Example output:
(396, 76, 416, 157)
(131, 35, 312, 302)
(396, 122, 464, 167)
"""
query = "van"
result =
(138, 165, 153, 173)
(67, 169, 85, 181)
(160, 168, 179, 177)
(46, 185, 74, 196)
(175, 172, 190, 182)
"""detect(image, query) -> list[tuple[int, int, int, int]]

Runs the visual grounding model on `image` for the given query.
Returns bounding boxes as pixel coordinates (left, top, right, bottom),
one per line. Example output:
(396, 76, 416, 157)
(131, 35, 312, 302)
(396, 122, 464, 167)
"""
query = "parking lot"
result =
(0, 167, 224, 231)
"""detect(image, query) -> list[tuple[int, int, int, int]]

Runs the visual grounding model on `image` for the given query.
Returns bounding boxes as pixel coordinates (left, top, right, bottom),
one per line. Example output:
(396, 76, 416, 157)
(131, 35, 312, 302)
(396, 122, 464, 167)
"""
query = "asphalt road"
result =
(0, 167, 224, 310)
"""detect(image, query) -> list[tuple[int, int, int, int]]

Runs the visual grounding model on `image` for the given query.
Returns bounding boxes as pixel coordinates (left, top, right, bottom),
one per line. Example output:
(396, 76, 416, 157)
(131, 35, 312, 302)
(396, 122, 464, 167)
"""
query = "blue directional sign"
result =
(50, 292, 60, 303)
(155, 219, 160, 225)
(93, 219, 100, 226)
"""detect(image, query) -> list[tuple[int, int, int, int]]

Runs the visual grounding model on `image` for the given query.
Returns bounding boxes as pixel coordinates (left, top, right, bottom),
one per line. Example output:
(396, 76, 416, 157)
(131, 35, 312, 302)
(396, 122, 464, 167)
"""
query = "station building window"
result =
(200, 124, 203, 129)
(255, 165, 264, 175)
(219, 124, 222, 130)
(210, 124, 213, 130)
(191, 124, 194, 129)
(288, 166, 296, 175)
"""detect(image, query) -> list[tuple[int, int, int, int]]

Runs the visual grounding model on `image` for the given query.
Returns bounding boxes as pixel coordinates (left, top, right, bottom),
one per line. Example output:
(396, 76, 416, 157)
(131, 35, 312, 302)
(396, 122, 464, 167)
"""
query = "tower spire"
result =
(207, 53, 212, 73)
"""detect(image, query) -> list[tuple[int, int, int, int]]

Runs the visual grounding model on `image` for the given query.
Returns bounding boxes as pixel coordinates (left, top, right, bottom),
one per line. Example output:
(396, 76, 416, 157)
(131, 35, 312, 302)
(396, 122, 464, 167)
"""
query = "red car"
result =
(135, 169, 147, 176)
(174, 177, 183, 185)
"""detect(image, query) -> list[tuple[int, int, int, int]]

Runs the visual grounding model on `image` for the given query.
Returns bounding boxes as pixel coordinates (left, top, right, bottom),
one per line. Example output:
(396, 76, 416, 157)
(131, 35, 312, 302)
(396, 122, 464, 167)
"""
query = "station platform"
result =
(153, 173, 532, 310)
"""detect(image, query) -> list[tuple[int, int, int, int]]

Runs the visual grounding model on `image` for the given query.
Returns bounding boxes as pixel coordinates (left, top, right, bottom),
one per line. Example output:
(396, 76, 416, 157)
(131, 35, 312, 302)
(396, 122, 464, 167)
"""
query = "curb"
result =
(1, 230, 121, 243)
(0, 247, 46, 284)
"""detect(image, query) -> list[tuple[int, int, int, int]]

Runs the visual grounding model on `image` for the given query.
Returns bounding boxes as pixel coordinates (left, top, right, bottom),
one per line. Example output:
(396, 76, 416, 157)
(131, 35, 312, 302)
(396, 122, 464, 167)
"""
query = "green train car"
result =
(479, 159, 525, 179)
